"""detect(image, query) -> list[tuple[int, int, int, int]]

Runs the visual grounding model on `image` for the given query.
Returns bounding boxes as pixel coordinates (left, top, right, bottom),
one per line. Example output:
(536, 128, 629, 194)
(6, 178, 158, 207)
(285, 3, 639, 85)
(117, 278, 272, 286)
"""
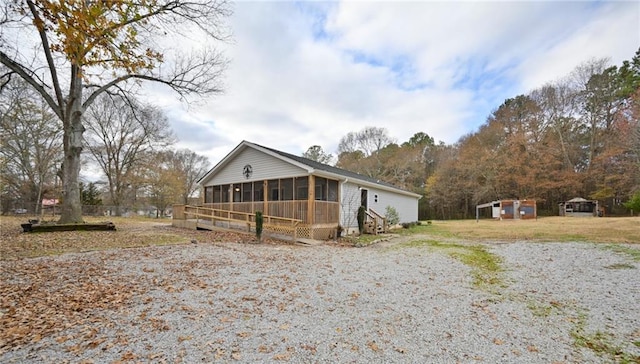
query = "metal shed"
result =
(559, 197, 599, 217)
(476, 199, 537, 221)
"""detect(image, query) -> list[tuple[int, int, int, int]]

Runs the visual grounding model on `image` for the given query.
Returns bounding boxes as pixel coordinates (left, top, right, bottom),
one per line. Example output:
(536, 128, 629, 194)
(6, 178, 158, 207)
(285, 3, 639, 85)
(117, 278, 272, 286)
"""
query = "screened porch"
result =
(202, 175, 340, 225)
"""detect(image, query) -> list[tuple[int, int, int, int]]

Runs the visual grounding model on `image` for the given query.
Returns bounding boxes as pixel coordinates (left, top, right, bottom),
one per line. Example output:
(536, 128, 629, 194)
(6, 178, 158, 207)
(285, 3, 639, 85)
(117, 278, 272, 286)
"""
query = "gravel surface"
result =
(1, 238, 639, 363)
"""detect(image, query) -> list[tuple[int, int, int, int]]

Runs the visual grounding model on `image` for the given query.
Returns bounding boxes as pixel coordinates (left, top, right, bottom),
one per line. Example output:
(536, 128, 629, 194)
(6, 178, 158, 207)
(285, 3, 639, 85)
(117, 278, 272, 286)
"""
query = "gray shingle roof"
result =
(253, 142, 412, 193)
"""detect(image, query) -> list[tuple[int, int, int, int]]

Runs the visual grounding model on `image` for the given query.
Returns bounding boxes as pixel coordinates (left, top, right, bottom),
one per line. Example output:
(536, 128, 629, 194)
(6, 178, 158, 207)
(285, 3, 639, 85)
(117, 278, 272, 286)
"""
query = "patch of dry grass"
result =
(426, 216, 640, 244)
(0, 216, 281, 260)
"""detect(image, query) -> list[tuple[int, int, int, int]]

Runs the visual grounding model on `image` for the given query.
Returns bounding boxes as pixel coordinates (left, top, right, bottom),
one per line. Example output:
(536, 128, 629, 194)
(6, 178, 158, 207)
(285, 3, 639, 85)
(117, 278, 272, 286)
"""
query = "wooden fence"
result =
(172, 204, 340, 240)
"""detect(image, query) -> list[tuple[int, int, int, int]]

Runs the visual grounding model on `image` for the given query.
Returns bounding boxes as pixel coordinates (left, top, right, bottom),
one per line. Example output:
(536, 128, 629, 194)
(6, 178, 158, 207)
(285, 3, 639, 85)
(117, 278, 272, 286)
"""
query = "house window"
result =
(315, 177, 327, 201)
(295, 177, 308, 200)
(242, 182, 252, 202)
(204, 186, 213, 203)
(253, 181, 264, 201)
(281, 178, 293, 201)
(268, 179, 279, 201)
(220, 184, 230, 203)
(213, 185, 222, 203)
(314, 177, 338, 201)
(233, 183, 242, 202)
(328, 180, 338, 202)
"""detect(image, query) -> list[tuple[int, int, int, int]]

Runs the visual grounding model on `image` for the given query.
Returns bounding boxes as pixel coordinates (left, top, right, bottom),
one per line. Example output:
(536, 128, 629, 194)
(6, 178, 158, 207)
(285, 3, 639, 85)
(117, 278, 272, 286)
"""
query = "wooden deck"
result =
(172, 205, 339, 241)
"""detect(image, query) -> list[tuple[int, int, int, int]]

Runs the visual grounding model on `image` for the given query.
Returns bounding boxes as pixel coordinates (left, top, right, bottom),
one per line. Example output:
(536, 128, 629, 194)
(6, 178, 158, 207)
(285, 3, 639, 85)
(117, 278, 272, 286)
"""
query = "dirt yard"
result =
(1, 216, 639, 363)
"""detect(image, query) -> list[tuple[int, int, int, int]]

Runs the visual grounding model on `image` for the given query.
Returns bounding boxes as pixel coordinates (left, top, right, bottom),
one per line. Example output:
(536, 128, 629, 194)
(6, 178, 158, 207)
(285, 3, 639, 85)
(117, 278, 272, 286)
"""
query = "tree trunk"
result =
(58, 66, 84, 224)
(35, 182, 43, 216)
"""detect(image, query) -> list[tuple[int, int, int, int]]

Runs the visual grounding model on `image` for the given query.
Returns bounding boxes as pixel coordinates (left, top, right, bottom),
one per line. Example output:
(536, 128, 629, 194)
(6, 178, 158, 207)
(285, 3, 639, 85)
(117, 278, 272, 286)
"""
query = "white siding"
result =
(205, 148, 307, 186)
(367, 188, 419, 223)
(339, 182, 420, 232)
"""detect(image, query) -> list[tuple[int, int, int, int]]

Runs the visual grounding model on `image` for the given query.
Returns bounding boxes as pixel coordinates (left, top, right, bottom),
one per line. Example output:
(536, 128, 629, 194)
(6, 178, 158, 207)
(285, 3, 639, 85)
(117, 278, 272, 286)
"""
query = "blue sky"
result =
(141, 0, 640, 168)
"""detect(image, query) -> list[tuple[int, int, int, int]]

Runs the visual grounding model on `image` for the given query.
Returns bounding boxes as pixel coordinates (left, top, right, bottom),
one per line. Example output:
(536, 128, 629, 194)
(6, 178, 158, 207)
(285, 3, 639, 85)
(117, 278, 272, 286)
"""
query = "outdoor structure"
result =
(559, 197, 599, 217)
(476, 199, 537, 221)
(173, 141, 421, 240)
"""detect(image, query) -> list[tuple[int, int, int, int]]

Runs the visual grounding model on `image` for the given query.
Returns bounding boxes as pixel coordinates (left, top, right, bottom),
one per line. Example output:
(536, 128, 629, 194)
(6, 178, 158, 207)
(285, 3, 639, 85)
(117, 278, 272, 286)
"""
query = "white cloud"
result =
(140, 0, 639, 165)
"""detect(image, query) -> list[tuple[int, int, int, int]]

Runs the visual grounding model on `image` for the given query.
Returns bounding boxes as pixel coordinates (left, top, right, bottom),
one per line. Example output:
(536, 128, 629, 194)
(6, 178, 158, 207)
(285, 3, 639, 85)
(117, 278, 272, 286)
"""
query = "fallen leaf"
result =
(273, 353, 291, 361)
(367, 341, 381, 352)
(231, 350, 242, 360)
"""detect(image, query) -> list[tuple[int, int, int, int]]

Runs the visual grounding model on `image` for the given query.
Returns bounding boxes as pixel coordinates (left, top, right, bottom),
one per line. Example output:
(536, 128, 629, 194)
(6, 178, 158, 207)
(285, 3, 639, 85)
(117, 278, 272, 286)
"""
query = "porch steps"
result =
(364, 221, 387, 235)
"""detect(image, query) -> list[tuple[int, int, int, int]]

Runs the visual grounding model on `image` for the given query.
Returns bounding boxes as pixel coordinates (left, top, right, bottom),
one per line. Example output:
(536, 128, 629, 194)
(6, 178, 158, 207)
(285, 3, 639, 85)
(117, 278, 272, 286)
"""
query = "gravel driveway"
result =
(1, 238, 639, 363)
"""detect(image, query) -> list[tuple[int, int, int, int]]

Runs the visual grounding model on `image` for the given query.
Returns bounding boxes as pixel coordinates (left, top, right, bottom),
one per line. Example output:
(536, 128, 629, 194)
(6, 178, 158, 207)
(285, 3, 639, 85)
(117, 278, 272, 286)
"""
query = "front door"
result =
(360, 188, 368, 209)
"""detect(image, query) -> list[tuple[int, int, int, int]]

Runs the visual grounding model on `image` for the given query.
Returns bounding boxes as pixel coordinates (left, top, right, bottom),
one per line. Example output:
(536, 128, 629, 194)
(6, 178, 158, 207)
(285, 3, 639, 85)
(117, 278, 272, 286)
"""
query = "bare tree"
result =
(83, 94, 174, 215)
(171, 149, 210, 204)
(337, 126, 396, 157)
(0, 0, 230, 223)
(143, 151, 180, 217)
(0, 76, 62, 214)
(302, 145, 333, 165)
(337, 126, 396, 178)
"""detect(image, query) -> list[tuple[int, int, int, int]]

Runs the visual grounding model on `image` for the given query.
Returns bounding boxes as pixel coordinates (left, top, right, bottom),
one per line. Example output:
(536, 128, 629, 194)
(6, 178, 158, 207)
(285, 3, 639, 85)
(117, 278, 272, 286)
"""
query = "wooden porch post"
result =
(263, 180, 268, 215)
(307, 175, 315, 225)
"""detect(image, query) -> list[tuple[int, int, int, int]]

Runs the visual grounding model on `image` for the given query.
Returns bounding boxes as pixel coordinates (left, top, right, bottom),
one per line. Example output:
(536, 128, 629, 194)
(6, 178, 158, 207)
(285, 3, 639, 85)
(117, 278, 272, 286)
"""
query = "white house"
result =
(192, 141, 421, 239)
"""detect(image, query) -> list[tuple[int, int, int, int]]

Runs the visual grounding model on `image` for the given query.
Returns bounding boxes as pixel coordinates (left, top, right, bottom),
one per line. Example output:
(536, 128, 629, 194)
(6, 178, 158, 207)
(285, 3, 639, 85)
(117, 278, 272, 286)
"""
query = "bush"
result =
(255, 211, 263, 242)
(357, 206, 366, 234)
(384, 206, 400, 226)
(401, 221, 423, 229)
(624, 191, 640, 213)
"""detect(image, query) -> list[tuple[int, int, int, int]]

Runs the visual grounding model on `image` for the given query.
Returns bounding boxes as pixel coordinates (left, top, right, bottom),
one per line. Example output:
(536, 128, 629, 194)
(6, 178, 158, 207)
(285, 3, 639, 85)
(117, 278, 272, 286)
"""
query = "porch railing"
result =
(365, 208, 388, 234)
(174, 202, 344, 240)
(174, 204, 303, 241)
(203, 200, 339, 225)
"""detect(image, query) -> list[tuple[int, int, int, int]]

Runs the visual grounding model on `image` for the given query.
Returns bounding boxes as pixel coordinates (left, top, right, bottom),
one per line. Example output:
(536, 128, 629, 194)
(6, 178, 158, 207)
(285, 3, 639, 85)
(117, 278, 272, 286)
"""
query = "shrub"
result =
(624, 191, 640, 214)
(357, 206, 366, 234)
(401, 221, 422, 229)
(255, 211, 263, 242)
(384, 206, 400, 226)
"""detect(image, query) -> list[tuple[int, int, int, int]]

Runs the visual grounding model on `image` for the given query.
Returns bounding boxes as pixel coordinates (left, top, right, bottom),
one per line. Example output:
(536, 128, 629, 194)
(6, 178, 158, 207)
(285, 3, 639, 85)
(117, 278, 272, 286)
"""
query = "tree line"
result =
(2, 0, 636, 221)
(1, 75, 210, 217)
(1, 0, 229, 222)
(304, 49, 640, 219)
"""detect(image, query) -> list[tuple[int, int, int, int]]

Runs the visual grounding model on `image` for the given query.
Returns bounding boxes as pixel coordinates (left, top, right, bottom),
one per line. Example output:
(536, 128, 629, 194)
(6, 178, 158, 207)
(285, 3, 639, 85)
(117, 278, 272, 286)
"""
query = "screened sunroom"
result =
(203, 175, 340, 225)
